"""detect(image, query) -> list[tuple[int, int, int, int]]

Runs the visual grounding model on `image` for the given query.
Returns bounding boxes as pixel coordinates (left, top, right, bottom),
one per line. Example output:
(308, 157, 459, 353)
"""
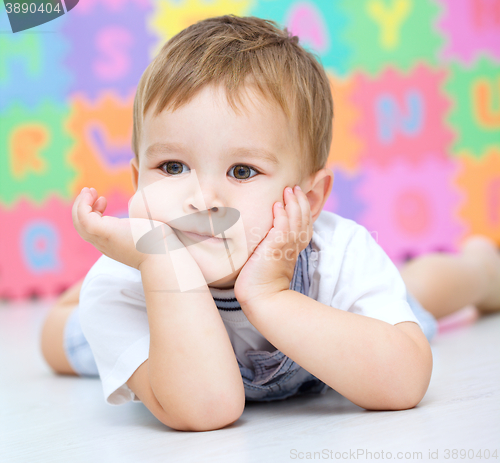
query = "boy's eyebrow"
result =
(144, 142, 280, 165)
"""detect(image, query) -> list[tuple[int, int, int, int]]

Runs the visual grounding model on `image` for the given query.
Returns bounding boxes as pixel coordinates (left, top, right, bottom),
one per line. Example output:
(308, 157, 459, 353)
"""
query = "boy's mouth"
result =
(178, 229, 225, 245)
(167, 208, 239, 246)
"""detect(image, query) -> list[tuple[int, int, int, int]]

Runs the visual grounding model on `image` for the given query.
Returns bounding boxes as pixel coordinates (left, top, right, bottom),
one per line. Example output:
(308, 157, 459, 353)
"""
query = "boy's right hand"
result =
(72, 187, 182, 271)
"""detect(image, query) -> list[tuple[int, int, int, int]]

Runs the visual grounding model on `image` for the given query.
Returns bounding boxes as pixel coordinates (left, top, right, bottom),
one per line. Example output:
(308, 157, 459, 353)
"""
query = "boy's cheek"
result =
(249, 226, 261, 242)
(128, 191, 147, 220)
(246, 223, 274, 249)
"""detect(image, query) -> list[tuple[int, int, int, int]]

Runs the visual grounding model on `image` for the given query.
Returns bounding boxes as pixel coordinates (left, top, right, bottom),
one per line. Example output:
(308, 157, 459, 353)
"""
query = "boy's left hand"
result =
(234, 185, 313, 308)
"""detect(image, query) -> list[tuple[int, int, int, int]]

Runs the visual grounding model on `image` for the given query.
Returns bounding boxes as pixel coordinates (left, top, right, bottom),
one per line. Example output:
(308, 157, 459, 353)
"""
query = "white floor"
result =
(1, 299, 499, 463)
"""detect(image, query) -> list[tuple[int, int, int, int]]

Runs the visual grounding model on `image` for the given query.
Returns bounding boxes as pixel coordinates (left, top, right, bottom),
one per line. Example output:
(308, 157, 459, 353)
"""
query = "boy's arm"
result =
(72, 187, 244, 430)
(234, 185, 432, 411)
(136, 255, 245, 431)
(240, 291, 433, 411)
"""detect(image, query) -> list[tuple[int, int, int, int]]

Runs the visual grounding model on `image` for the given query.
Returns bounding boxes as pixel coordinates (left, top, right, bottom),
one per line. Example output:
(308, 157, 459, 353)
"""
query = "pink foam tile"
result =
(357, 156, 468, 266)
(0, 190, 130, 300)
(437, 0, 500, 65)
(353, 64, 454, 168)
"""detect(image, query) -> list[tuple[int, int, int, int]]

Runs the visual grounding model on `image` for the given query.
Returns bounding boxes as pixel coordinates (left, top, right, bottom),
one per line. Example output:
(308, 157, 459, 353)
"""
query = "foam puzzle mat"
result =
(0, 0, 499, 300)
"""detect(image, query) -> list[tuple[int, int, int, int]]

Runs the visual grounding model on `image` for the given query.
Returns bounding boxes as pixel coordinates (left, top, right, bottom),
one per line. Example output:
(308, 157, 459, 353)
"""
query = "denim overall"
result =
(234, 242, 330, 402)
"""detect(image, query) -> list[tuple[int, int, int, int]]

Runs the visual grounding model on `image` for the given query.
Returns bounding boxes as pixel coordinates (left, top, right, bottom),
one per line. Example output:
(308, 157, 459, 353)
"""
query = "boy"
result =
(40, 15, 500, 432)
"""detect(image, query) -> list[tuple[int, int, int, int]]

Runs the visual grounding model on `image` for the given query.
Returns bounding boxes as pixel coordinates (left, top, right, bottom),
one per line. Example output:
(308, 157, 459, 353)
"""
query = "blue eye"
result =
(229, 165, 259, 181)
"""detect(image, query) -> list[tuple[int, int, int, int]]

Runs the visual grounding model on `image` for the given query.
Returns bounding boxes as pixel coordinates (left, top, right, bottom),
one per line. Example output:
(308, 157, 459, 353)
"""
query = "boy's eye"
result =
(229, 164, 259, 181)
(159, 161, 259, 181)
(160, 161, 189, 176)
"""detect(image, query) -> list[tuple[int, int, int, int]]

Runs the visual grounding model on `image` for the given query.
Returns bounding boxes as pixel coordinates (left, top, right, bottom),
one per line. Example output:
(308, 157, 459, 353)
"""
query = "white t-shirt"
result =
(78, 210, 422, 405)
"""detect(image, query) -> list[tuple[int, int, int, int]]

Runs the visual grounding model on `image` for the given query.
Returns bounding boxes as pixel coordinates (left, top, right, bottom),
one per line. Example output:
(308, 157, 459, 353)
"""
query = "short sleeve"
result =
(331, 225, 423, 331)
(79, 273, 150, 406)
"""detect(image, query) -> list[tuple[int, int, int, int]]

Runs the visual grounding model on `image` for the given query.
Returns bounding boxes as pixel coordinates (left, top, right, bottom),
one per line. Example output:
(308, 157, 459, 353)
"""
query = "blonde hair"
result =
(132, 14, 333, 179)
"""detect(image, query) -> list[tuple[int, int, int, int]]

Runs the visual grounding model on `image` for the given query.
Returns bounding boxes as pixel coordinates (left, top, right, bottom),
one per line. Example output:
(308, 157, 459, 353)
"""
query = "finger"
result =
(89, 187, 100, 204)
(293, 186, 313, 248)
(93, 196, 107, 216)
(271, 200, 289, 239)
(72, 188, 89, 230)
(77, 188, 96, 231)
(283, 186, 301, 237)
(84, 187, 102, 210)
(71, 190, 82, 228)
(294, 186, 311, 230)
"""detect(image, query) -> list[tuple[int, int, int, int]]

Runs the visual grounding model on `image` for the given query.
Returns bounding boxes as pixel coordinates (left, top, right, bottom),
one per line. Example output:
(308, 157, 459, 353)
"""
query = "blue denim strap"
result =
(239, 241, 314, 385)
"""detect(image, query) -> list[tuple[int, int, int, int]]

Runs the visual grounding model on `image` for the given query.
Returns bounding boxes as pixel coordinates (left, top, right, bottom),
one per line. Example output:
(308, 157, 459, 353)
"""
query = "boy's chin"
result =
(205, 267, 240, 289)
(209, 281, 236, 289)
(183, 240, 247, 286)
(198, 263, 240, 289)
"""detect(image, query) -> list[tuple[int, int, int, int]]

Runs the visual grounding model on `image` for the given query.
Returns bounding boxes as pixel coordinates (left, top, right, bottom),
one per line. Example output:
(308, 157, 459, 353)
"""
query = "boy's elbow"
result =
(155, 384, 246, 432)
(364, 329, 433, 412)
(362, 379, 429, 412)
(388, 322, 433, 410)
(128, 360, 245, 432)
(389, 360, 432, 411)
(169, 396, 245, 432)
(385, 384, 428, 411)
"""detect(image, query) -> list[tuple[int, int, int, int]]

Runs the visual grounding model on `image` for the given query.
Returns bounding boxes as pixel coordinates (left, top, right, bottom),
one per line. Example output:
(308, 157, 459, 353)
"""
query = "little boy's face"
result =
(131, 83, 305, 288)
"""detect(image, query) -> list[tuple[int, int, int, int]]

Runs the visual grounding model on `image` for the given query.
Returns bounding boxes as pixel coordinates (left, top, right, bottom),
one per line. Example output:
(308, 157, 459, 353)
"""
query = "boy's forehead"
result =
(145, 81, 286, 123)
(143, 85, 296, 131)
(141, 83, 301, 163)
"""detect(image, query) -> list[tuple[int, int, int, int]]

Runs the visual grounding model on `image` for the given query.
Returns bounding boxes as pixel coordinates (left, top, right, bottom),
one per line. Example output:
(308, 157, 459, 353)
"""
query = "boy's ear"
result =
(305, 167, 334, 223)
(130, 157, 139, 192)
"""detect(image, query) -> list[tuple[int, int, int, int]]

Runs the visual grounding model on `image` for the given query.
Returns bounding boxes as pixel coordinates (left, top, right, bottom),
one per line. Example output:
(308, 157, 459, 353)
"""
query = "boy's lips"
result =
(178, 229, 225, 244)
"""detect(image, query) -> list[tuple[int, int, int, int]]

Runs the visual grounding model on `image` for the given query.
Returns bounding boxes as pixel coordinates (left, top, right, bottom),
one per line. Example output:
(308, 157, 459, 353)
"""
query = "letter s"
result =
(93, 26, 133, 81)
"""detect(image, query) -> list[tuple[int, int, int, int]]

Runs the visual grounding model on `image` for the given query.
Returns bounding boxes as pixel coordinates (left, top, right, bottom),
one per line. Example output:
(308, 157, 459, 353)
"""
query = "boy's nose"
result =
(189, 199, 223, 213)
(189, 189, 224, 213)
